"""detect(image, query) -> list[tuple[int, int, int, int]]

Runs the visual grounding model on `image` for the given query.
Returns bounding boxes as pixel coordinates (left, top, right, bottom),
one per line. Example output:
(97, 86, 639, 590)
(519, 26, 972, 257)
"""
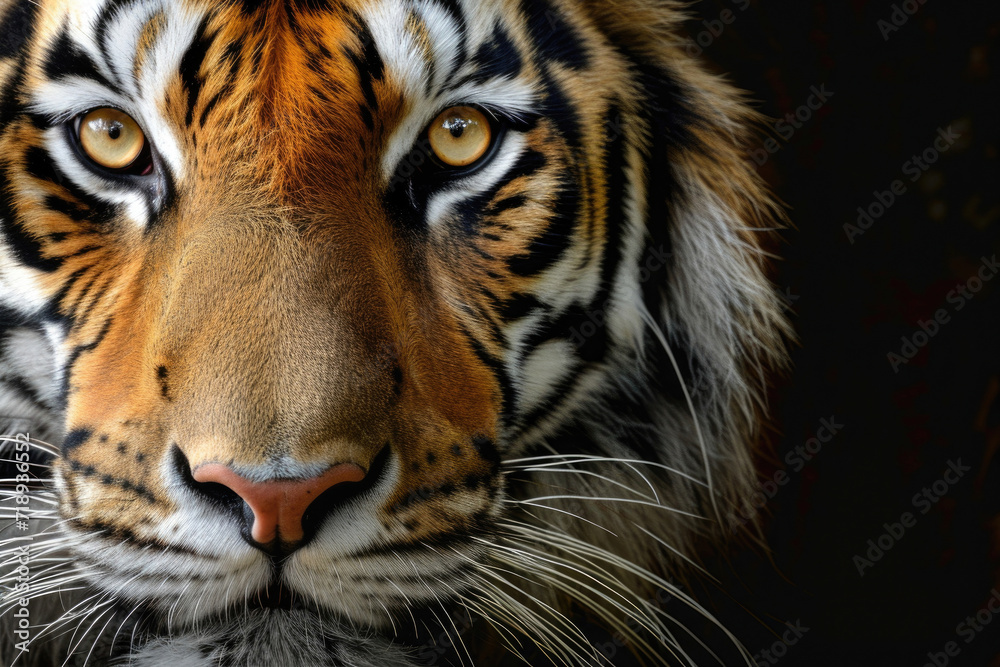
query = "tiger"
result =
(0, 0, 790, 665)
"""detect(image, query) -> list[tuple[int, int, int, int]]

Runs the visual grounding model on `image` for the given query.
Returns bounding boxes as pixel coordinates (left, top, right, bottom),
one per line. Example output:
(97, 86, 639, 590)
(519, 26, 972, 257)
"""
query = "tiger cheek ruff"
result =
(0, 1, 789, 666)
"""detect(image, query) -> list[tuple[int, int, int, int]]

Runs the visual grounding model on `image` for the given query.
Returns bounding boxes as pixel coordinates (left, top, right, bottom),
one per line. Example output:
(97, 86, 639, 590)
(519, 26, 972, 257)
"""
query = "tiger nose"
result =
(192, 463, 366, 544)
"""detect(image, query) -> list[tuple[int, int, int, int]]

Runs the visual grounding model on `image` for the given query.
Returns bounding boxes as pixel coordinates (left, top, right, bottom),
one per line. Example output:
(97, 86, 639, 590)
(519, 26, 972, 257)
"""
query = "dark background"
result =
(683, 1, 1000, 665)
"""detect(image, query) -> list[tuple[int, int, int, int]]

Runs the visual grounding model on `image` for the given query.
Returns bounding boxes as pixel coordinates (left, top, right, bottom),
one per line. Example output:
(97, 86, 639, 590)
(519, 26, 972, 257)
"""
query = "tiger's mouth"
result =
(252, 583, 309, 612)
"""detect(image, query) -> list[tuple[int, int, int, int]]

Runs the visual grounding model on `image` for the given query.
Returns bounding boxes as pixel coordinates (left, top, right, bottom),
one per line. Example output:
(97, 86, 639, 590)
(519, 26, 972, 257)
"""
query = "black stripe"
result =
(458, 321, 516, 430)
(596, 104, 628, 304)
(0, 183, 63, 272)
(539, 71, 583, 147)
(73, 273, 113, 318)
(0, 1, 39, 59)
(632, 60, 702, 406)
(198, 88, 227, 128)
(66, 245, 100, 259)
(537, 103, 630, 363)
(179, 17, 214, 127)
(23, 145, 115, 224)
(511, 100, 647, 424)
(517, 362, 584, 430)
(344, 15, 384, 115)
(0, 55, 26, 127)
(44, 194, 91, 223)
(489, 194, 527, 214)
(0, 306, 28, 328)
(462, 25, 521, 86)
(0, 376, 49, 415)
(453, 148, 546, 234)
(68, 457, 157, 502)
(499, 292, 546, 322)
(62, 317, 113, 398)
(68, 517, 200, 554)
(62, 428, 93, 452)
(44, 28, 114, 89)
(358, 103, 374, 132)
(636, 63, 691, 313)
(506, 180, 578, 276)
(49, 266, 90, 315)
(221, 40, 242, 81)
(521, 0, 590, 70)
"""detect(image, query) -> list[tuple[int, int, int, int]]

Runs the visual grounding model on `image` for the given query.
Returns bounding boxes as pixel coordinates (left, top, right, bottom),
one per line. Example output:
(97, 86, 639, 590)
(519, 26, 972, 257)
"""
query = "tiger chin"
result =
(0, 0, 789, 665)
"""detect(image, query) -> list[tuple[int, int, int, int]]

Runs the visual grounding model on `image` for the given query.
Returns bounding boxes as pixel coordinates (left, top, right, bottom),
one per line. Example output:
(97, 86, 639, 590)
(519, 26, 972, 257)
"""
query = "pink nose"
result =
(192, 463, 366, 544)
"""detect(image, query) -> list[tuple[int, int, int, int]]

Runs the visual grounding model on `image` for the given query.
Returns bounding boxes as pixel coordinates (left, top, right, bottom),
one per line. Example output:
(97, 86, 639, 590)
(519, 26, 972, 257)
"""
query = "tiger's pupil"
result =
(108, 124, 122, 140)
(446, 119, 468, 138)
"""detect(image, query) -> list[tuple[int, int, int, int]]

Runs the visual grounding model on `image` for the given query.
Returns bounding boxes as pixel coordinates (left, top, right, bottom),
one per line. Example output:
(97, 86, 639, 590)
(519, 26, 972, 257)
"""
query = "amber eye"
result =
(427, 106, 493, 168)
(78, 108, 146, 171)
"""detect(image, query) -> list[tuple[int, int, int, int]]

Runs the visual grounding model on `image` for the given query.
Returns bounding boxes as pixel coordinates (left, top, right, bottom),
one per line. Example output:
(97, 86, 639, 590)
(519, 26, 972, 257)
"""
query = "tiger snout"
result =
(54, 216, 503, 579)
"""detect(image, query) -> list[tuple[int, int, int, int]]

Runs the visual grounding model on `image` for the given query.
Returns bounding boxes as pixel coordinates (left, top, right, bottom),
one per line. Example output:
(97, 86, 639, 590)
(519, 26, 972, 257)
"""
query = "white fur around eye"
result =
(424, 132, 527, 228)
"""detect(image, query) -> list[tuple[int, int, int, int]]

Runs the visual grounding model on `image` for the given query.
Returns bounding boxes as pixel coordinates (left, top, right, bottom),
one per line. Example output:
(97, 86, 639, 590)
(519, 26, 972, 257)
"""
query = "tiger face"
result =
(0, 0, 789, 665)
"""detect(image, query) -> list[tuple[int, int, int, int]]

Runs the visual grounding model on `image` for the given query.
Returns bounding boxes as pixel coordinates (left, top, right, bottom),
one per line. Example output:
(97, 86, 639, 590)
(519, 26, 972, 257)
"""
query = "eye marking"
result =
(76, 108, 152, 175)
(427, 106, 493, 167)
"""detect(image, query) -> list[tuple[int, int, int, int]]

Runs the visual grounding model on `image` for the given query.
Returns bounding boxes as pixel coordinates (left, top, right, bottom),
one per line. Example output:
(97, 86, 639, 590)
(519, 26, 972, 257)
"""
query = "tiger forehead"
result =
(155, 3, 399, 151)
(168, 5, 398, 185)
(37, 0, 537, 129)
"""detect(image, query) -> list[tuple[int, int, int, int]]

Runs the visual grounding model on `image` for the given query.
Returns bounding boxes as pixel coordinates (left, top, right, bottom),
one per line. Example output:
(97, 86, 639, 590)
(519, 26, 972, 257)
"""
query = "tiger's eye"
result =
(428, 106, 492, 168)
(79, 108, 145, 171)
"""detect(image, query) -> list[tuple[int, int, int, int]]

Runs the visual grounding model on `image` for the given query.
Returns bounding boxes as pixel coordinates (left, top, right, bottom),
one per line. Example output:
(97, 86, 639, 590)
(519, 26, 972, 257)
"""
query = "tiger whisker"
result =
(502, 453, 709, 488)
(487, 535, 685, 665)
(505, 466, 660, 503)
(484, 536, 662, 641)
(445, 547, 576, 664)
(452, 592, 531, 664)
(509, 495, 707, 520)
(500, 499, 617, 535)
(471, 572, 594, 667)
(109, 602, 145, 662)
(60, 599, 116, 667)
(81, 603, 123, 667)
(500, 519, 755, 666)
(630, 522, 716, 580)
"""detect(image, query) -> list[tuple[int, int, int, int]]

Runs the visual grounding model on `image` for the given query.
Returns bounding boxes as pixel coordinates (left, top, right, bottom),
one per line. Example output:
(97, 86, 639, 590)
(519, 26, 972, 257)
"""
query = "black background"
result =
(685, 1, 1000, 665)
